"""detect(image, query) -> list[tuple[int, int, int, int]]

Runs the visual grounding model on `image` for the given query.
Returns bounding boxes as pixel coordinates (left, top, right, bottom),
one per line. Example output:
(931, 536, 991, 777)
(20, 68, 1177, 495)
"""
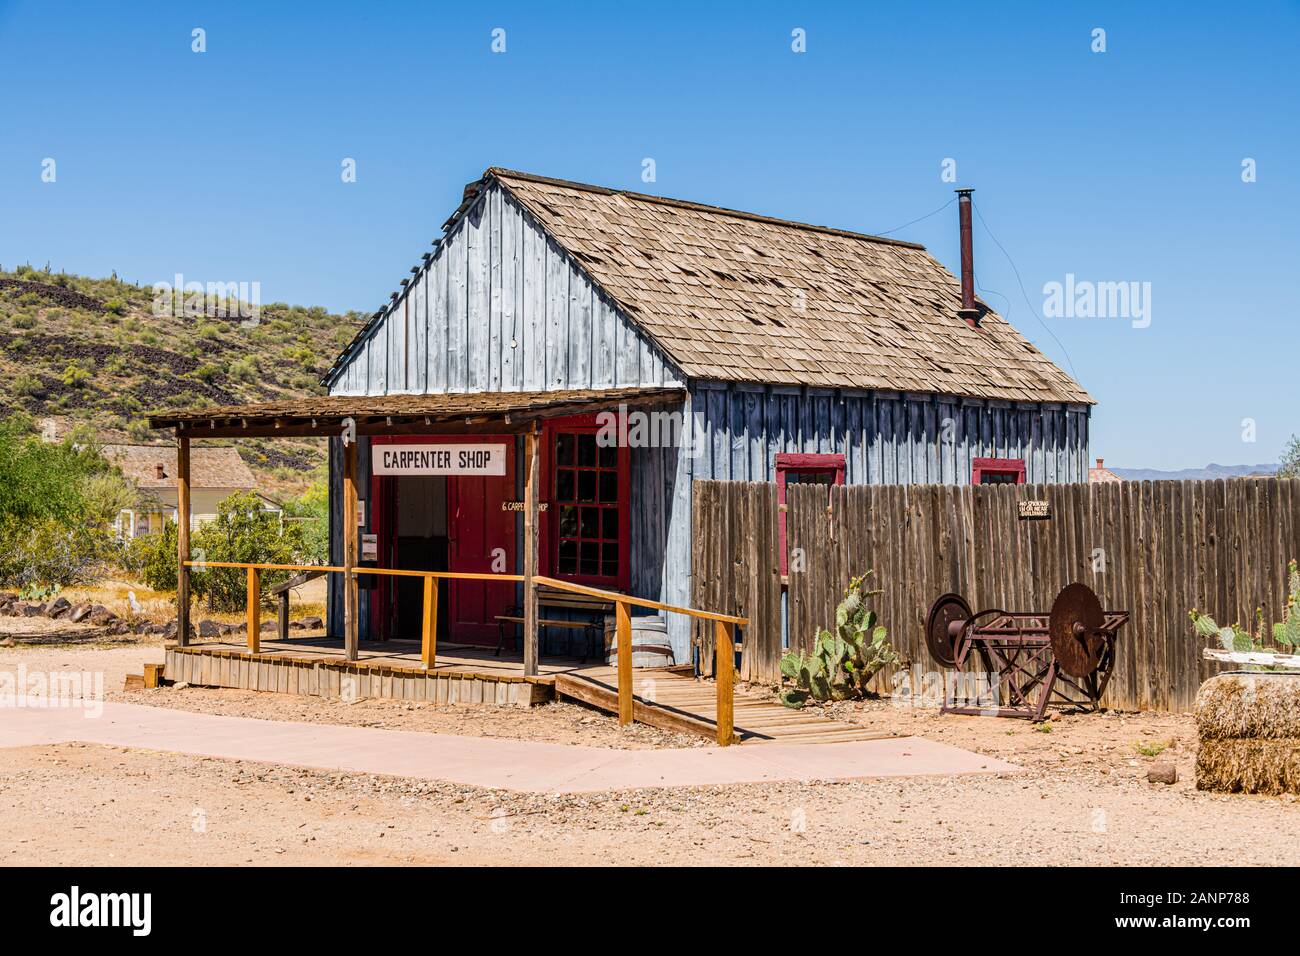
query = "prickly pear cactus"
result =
(778, 572, 897, 708)
(1190, 559, 1300, 667)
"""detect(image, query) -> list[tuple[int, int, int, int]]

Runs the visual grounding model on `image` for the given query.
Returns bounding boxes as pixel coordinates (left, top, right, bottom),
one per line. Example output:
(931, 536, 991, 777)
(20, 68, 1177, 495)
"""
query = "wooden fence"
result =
(691, 477, 1300, 712)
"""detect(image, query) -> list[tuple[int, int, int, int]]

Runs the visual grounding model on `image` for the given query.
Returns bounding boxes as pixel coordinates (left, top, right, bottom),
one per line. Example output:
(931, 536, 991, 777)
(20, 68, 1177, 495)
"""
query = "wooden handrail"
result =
(181, 561, 746, 746)
(532, 575, 749, 626)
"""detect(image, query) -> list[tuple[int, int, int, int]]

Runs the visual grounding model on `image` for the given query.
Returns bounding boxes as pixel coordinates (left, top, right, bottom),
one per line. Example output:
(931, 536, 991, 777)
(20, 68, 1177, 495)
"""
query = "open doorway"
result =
(391, 474, 449, 641)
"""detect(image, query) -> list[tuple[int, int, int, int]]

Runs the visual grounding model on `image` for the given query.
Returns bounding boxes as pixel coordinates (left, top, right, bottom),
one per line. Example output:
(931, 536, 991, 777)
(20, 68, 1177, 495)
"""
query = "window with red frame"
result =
(776, 453, 845, 576)
(551, 429, 626, 587)
(972, 457, 1026, 485)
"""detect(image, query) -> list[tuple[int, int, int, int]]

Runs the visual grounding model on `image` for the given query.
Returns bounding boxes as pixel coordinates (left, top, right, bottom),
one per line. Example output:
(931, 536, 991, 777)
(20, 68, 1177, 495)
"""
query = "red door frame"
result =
(775, 453, 845, 576)
(971, 457, 1026, 484)
(369, 435, 516, 643)
(540, 414, 631, 593)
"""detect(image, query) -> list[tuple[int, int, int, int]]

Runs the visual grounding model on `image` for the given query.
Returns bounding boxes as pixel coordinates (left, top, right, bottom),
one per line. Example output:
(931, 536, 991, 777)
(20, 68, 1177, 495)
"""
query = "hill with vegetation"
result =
(0, 265, 366, 498)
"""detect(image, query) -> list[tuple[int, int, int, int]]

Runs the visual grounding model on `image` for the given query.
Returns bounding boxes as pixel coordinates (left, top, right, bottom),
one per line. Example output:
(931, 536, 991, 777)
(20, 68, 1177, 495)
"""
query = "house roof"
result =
(398, 168, 1089, 405)
(104, 444, 258, 490)
(1090, 457, 1123, 483)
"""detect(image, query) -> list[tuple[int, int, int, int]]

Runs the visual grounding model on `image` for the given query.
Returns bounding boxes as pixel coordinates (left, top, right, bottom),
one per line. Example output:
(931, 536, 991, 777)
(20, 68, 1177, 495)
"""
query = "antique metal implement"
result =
(924, 583, 1129, 720)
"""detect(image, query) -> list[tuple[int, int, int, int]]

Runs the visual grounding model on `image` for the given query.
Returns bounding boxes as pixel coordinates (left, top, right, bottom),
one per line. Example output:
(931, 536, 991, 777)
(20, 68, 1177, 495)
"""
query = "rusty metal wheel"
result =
(925, 592, 971, 668)
(1049, 582, 1106, 679)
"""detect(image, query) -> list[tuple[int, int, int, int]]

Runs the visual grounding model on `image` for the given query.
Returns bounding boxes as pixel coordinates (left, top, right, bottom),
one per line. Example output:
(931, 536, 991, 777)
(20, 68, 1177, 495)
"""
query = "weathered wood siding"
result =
(692, 477, 1300, 712)
(691, 381, 1090, 484)
(327, 182, 683, 396)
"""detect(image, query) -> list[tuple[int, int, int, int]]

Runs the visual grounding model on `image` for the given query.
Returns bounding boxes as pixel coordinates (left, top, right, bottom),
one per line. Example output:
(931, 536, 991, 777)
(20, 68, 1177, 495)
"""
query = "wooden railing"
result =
(181, 562, 748, 746)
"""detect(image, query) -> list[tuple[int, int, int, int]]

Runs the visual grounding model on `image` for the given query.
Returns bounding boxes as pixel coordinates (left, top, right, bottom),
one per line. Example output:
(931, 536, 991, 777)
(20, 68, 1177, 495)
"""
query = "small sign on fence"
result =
(1017, 499, 1051, 519)
(501, 501, 548, 512)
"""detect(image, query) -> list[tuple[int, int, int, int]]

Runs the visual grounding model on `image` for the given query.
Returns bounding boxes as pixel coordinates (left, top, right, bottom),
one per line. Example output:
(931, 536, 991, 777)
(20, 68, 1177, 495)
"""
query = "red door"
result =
(447, 438, 516, 644)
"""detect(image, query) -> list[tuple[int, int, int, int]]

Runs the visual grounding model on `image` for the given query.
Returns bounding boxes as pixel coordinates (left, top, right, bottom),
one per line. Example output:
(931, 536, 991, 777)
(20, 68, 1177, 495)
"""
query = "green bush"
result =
(0, 418, 120, 588)
(138, 491, 308, 612)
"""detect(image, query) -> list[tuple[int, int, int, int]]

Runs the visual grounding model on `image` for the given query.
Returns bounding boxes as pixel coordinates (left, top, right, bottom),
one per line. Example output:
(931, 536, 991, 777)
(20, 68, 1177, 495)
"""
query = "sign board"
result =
(1018, 500, 1051, 519)
(356, 500, 365, 527)
(372, 444, 507, 476)
(501, 501, 548, 513)
(361, 533, 378, 561)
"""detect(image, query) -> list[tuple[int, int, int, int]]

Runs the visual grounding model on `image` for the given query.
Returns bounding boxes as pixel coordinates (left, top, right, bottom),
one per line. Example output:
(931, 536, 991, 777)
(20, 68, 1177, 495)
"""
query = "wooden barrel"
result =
(602, 615, 674, 668)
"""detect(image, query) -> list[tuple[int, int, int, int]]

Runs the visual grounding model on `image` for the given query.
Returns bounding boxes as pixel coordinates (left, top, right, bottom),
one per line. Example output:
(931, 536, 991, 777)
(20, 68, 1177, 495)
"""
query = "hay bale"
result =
(1195, 673, 1300, 740)
(1196, 738, 1300, 795)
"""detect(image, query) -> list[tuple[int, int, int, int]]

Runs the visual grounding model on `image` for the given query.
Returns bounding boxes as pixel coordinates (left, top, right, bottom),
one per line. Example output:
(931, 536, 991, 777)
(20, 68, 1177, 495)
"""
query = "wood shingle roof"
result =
(480, 168, 1092, 405)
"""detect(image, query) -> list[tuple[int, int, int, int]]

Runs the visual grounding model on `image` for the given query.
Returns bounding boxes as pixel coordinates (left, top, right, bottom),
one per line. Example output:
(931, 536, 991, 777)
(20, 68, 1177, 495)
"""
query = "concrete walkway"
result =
(0, 701, 1017, 793)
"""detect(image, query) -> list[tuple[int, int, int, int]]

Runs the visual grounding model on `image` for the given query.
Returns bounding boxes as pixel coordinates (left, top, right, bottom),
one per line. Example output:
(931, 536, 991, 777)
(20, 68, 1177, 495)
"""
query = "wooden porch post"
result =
(342, 435, 359, 662)
(175, 434, 191, 647)
(715, 620, 735, 746)
(523, 422, 540, 677)
(246, 566, 261, 654)
(421, 574, 439, 668)
(616, 600, 633, 725)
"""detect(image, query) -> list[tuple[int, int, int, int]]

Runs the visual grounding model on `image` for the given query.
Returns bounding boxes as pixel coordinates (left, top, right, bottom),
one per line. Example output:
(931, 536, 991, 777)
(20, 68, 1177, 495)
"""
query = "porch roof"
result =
(147, 386, 685, 438)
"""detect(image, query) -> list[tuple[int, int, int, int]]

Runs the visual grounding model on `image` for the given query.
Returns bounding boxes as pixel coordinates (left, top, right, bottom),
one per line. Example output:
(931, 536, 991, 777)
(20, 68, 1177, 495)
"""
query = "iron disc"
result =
(1049, 582, 1106, 678)
(925, 593, 971, 668)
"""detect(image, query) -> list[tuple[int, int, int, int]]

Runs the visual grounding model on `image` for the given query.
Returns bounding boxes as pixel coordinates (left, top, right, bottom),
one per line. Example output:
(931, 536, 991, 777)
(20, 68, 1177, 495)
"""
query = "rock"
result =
(260, 621, 278, 633)
(1147, 763, 1178, 785)
(88, 606, 117, 626)
(45, 597, 72, 619)
(68, 603, 93, 623)
(145, 624, 167, 636)
(0, 592, 16, 604)
(197, 619, 222, 638)
(161, 620, 178, 640)
(288, 620, 306, 630)
(133, 621, 152, 635)
(299, 616, 324, 630)
(218, 624, 234, 636)
(23, 603, 46, 617)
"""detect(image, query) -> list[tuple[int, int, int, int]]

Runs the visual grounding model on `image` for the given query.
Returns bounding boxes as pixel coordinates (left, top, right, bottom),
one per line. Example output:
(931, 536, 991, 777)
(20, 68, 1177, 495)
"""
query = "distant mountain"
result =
(1111, 463, 1280, 482)
(0, 266, 365, 497)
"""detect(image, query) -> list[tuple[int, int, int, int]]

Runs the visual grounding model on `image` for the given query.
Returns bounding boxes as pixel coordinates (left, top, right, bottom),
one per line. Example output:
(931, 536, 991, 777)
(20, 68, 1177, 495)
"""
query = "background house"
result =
(318, 168, 1094, 664)
(104, 444, 280, 538)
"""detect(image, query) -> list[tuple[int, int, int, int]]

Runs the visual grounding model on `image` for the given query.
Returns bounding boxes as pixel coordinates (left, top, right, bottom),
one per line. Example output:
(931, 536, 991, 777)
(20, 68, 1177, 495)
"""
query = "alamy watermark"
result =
(595, 402, 705, 457)
(152, 273, 261, 324)
(0, 664, 103, 718)
(1042, 273, 1151, 329)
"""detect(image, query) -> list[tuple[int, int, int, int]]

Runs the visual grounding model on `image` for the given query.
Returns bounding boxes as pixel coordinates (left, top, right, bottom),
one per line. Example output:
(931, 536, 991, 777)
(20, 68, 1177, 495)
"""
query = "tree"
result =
(1280, 434, 1300, 479)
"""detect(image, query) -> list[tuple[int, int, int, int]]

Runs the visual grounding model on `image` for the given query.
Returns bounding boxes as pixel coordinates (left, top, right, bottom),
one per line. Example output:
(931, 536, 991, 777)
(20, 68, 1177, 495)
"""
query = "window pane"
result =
(789, 471, 833, 486)
(577, 433, 597, 467)
(577, 471, 596, 502)
(602, 508, 619, 540)
(601, 543, 619, 578)
(557, 433, 575, 466)
(598, 443, 617, 468)
(559, 505, 578, 536)
(557, 470, 575, 501)
(598, 471, 618, 503)
(558, 540, 578, 574)
(580, 541, 599, 576)
(580, 507, 599, 538)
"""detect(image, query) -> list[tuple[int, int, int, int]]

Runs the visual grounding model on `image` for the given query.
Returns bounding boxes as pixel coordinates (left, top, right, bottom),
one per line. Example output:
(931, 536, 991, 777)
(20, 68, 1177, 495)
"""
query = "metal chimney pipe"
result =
(955, 188, 979, 328)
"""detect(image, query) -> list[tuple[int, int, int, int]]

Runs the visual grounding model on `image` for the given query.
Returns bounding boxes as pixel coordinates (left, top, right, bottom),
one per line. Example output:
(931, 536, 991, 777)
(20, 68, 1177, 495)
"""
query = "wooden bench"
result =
(495, 585, 618, 662)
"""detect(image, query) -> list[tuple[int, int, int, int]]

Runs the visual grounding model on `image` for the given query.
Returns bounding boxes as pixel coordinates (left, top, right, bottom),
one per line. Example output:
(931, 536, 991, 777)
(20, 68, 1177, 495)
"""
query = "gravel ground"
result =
(3, 643, 1298, 866)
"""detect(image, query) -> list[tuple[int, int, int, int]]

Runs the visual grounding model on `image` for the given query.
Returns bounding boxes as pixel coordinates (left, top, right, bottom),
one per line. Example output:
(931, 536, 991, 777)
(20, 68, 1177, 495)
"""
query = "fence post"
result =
(616, 600, 632, 725)
(715, 620, 735, 746)
(421, 575, 439, 668)
(247, 566, 260, 654)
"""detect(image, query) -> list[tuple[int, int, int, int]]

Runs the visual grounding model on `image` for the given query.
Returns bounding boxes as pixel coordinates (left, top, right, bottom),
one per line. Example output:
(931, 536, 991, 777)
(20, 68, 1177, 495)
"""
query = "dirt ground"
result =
(2, 643, 1297, 866)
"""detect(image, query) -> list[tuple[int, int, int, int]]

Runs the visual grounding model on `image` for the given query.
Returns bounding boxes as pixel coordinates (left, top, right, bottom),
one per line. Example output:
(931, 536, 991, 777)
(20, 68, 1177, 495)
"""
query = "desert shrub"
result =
(130, 492, 308, 611)
(11, 312, 36, 329)
(14, 372, 45, 397)
(779, 572, 898, 707)
(0, 418, 120, 588)
(104, 296, 127, 315)
(281, 478, 328, 564)
(61, 362, 90, 388)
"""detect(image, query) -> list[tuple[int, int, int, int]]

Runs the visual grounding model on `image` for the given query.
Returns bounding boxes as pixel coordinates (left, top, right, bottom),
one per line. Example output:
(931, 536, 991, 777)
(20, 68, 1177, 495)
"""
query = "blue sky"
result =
(2, 0, 1296, 470)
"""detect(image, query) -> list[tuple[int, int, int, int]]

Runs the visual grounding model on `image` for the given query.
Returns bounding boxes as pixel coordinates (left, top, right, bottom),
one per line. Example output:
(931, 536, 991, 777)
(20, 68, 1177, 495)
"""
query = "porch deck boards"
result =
(166, 637, 893, 745)
(563, 667, 895, 745)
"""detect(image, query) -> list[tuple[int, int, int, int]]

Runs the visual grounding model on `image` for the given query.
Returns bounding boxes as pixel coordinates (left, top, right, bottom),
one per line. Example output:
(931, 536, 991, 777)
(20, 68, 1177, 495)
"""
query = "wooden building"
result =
(312, 169, 1092, 665)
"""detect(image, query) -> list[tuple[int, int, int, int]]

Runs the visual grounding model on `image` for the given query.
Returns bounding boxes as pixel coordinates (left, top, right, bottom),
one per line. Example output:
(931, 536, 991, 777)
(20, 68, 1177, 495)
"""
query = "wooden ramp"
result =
(556, 668, 894, 745)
